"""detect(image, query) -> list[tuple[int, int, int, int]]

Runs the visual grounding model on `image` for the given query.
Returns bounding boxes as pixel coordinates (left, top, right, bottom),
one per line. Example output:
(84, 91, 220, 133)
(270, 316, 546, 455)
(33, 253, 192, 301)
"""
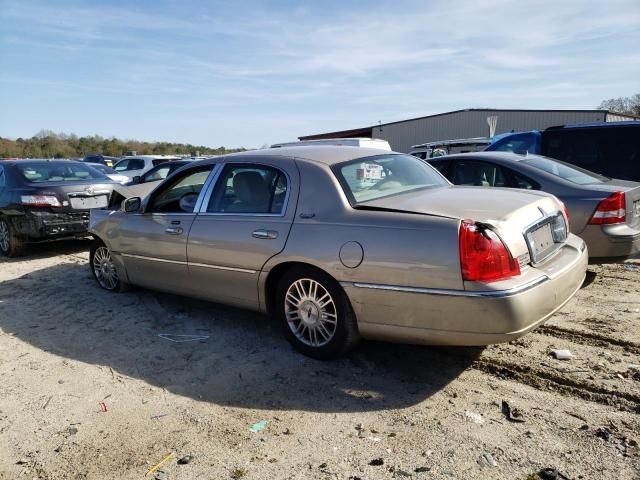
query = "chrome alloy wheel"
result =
(93, 246, 119, 290)
(0, 221, 9, 253)
(284, 278, 338, 347)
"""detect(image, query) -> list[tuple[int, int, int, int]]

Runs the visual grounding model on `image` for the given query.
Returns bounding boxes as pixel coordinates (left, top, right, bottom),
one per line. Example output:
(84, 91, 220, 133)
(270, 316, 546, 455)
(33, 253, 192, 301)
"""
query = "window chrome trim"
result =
(193, 164, 223, 213)
(345, 276, 547, 298)
(197, 161, 291, 217)
(121, 253, 257, 274)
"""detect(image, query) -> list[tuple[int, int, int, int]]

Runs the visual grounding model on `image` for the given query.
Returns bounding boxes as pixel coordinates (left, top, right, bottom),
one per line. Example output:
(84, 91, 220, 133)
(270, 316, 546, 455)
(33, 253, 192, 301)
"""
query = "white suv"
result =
(112, 155, 182, 179)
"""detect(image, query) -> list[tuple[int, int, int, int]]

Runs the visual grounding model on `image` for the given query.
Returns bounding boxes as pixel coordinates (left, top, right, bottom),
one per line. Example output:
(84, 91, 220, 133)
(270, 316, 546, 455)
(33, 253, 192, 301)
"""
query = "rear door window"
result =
(207, 164, 288, 214)
(450, 160, 506, 187)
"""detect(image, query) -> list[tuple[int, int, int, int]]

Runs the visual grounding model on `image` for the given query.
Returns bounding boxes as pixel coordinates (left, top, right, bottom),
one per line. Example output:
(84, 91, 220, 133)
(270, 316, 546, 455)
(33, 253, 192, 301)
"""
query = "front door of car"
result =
(187, 160, 299, 309)
(116, 166, 215, 295)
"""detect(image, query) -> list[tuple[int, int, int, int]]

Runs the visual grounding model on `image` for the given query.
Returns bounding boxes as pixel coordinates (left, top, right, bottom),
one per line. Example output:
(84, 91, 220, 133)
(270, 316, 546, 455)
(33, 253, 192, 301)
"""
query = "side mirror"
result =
(131, 176, 141, 184)
(122, 197, 141, 213)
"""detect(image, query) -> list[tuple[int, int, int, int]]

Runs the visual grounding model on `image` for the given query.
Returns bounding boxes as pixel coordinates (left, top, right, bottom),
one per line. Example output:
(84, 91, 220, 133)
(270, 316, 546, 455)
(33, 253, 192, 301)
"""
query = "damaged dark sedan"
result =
(0, 160, 117, 256)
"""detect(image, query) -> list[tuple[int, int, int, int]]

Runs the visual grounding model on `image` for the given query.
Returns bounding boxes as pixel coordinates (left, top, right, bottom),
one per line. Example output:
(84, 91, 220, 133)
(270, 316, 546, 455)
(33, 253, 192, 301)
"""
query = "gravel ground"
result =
(0, 241, 638, 480)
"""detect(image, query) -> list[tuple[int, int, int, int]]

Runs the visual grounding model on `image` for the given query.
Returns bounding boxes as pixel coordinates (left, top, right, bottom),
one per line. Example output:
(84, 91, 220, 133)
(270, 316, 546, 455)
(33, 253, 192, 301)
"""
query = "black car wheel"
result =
(276, 266, 359, 360)
(0, 217, 24, 257)
(90, 240, 129, 292)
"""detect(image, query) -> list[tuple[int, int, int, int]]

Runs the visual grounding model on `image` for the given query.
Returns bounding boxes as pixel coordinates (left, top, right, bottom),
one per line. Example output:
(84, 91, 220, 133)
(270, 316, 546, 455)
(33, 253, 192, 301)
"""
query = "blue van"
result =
(486, 122, 640, 181)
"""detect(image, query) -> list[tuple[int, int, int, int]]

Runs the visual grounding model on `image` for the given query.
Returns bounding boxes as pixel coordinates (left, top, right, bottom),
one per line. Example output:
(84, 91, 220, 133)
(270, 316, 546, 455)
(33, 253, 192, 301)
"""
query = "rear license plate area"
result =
(525, 222, 556, 264)
(634, 200, 640, 217)
(70, 195, 108, 210)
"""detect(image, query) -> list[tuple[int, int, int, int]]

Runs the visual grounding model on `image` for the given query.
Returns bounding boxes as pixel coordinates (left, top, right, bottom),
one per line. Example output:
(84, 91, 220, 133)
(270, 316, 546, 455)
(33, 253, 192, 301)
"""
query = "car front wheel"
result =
(276, 266, 359, 359)
(90, 240, 129, 292)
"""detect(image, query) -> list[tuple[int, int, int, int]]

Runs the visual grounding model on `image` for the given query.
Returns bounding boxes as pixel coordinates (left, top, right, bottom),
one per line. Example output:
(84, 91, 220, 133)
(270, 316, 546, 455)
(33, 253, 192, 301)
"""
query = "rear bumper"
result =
(10, 210, 92, 241)
(580, 224, 640, 261)
(342, 236, 588, 346)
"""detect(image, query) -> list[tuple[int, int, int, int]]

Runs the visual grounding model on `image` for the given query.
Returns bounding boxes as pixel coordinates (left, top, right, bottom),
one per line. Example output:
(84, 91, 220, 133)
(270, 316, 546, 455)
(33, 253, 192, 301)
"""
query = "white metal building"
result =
(299, 108, 639, 153)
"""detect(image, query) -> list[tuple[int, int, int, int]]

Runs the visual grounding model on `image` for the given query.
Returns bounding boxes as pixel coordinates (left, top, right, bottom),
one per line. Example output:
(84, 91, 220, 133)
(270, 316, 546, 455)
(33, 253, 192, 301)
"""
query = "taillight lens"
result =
(459, 220, 520, 282)
(589, 192, 626, 225)
(20, 195, 62, 207)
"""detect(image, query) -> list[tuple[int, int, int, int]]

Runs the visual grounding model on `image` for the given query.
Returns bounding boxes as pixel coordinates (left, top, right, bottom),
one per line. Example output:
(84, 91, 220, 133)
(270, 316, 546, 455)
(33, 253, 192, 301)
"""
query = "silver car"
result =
(89, 147, 588, 359)
(428, 152, 640, 261)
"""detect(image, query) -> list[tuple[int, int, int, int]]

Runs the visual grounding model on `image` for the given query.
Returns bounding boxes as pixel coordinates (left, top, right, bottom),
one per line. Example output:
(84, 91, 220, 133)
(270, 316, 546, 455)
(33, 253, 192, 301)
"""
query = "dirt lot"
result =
(0, 241, 639, 480)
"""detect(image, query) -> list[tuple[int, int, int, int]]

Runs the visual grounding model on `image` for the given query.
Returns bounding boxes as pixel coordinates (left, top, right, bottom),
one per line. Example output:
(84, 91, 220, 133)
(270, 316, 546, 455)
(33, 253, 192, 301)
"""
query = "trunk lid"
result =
(362, 185, 566, 263)
(26, 181, 116, 213)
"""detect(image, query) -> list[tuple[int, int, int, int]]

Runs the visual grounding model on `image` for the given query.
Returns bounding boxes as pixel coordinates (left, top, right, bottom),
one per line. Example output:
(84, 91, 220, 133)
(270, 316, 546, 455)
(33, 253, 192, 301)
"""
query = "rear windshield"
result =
(152, 158, 179, 166)
(522, 156, 606, 185)
(16, 162, 108, 183)
(334, 154, 449, 205)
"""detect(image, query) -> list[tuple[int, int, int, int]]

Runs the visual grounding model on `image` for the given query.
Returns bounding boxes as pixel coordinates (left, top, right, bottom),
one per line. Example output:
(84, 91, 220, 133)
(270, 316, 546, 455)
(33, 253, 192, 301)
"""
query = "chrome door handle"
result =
(252, 229, 278, 239)
(165, 227, 184, 235)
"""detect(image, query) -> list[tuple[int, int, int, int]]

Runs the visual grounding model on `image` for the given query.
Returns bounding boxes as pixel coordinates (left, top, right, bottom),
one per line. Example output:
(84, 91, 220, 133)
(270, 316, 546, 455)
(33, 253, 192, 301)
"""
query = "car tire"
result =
(0, 216, 24, 257)
(90, 240, 130, 292)
(276, 266, 359, 360)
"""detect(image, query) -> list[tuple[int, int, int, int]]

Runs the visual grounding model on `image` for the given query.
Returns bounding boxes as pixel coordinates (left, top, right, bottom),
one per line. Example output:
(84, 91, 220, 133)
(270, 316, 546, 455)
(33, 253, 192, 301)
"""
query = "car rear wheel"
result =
(90, 241, 129, 292)
(0, 217, 24, 257)
(276, 266, 359, 359)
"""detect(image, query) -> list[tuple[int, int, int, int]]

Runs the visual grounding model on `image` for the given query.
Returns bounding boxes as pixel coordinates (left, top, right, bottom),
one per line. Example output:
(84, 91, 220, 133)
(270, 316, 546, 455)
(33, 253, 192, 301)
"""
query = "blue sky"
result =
(1, 0, 639, 148)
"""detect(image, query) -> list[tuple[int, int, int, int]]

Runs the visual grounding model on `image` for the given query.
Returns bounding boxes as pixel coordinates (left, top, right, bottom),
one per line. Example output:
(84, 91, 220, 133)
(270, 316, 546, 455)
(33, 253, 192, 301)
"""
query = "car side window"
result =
(143, 165, 171, 182)
(207, 164, 288, 214)
(450, 161, 506, 187)
(429, 160, 450, 176)
(0, 166, 5, 188)
(148, 168, 212, 213)
(114, 159, 129, 171)
(127, 159, 145, 170)
(507, 170, 540, 190)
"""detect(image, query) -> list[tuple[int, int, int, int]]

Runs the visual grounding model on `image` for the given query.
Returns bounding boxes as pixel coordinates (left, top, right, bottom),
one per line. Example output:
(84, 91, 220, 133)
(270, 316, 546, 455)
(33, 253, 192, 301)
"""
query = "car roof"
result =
(120, 155, 182, 160)
(195, 146, 401, 167)
(546, 121, 639, 130)
(431, 151, 533, 163)
(2, 159, 83, 166)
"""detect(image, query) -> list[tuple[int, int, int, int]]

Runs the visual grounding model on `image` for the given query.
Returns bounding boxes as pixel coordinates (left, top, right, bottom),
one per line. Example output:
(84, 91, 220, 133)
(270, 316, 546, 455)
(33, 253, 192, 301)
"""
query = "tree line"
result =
(598, 93, 640, 116)
(0, 130, 245, 159)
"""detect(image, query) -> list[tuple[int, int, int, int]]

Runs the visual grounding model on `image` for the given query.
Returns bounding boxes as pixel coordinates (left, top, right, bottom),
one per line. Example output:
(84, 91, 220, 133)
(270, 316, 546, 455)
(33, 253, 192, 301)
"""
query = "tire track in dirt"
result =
(472, 357, 640, 413)
(536, 325, 640, 355)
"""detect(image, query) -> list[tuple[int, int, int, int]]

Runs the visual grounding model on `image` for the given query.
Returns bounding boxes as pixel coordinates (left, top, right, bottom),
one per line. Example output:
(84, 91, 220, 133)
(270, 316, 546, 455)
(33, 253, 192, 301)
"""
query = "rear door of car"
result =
(186, 158, 299, 309)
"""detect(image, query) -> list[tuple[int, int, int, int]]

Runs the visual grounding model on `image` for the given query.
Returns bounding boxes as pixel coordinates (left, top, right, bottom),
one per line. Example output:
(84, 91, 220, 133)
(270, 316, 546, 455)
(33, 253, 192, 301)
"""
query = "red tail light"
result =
(589, 192, 626, 225)
(20, 194, 62, 208)
(459, 220, 520, 282)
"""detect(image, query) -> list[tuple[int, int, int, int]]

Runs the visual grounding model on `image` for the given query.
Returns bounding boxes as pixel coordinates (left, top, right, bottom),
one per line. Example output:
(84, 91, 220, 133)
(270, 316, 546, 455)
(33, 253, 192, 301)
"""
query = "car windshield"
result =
(334, 154, 449, 204)
(16, 162, 108, 183)
(522, 156, 607, 185)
